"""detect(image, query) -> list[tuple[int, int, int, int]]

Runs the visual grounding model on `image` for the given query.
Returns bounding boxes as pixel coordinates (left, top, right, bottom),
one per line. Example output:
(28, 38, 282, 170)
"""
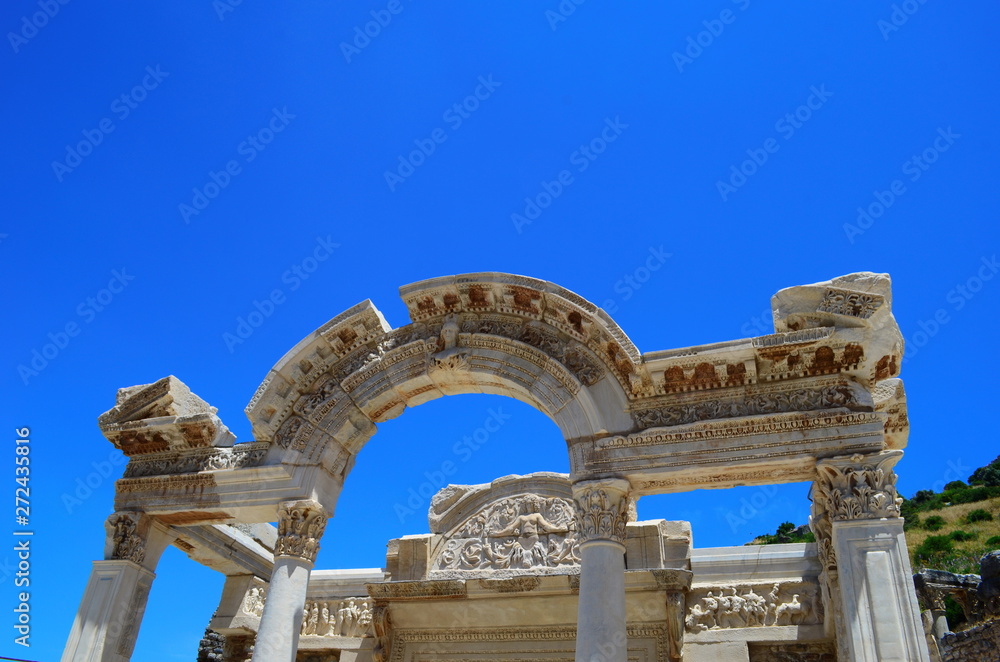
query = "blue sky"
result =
(3, 1, 999, 660)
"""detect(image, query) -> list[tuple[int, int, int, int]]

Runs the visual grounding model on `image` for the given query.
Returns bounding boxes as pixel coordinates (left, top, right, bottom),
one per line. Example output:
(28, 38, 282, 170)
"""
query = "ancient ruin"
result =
(62, 271, 929, 661)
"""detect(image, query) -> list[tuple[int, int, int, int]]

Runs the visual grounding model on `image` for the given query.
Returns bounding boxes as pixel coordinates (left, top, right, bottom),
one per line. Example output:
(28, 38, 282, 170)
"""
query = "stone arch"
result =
(244, 273, 642, 502)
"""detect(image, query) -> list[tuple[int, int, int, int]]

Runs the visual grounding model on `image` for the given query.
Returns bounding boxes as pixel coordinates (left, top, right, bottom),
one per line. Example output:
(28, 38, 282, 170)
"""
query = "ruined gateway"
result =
(62, 271, 928, 662)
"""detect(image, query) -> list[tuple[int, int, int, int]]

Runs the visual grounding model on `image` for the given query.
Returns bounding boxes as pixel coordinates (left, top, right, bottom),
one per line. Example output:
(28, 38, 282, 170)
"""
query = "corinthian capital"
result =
(571, 478, 632, 547)
(814, 450, 903, 522)
(275, 499, 328, 563)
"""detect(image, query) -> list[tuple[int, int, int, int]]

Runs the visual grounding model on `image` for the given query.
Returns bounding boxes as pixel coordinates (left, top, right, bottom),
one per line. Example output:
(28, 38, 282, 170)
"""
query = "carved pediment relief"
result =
(428, 473, 583, 577)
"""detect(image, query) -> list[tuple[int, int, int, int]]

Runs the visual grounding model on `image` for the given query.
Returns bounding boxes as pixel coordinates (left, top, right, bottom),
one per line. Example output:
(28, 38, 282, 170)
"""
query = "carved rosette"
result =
(105, 511, 147, 565)
(275, 500, 328, 563)
(571, 478, 632, 547)
(813, 450, 903, 522)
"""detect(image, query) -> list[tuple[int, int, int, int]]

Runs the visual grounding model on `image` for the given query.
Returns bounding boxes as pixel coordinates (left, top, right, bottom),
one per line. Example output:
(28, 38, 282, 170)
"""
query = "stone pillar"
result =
(62, 512, 175, 662)
(572, 478, 631, 662)
(811, 451, 929, 662)
(250, 500, 327, 662)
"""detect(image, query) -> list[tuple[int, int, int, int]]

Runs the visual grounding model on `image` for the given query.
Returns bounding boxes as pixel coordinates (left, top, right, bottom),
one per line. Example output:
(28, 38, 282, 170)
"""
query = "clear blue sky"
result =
(3, 1, 999, 660)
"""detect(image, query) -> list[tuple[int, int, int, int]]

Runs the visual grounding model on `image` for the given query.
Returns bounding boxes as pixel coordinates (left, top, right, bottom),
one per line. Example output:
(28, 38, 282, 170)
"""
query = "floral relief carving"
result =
(813, 451, 902, 522)
(275, 500, 327, 563)
(572, 481, 631, 546)
(107, 512, 146, 564)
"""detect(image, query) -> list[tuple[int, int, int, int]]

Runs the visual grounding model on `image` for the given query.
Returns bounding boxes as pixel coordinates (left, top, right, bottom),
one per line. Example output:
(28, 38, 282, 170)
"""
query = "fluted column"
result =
(250, 500, 327, 662)
(62, 512, 174, 662)
(572, 478, 631, 662)
(811, 451, 928, 662)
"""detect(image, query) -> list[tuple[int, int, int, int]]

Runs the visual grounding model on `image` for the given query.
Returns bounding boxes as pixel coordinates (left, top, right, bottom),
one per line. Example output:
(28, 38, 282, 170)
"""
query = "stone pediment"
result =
(428, 473, 587, 578)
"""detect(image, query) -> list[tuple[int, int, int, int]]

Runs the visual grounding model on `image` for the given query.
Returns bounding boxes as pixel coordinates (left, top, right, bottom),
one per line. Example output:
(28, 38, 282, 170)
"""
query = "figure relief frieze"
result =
(300, 597, 373, 637)
(275, 500, 327, 563)
(685, 582, 823, 632)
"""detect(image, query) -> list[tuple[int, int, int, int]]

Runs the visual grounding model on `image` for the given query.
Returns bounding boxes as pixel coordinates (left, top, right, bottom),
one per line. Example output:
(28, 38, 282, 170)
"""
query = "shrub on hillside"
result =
(923, 515, 946, 531)
(915, 536, 955, 562)
(949, 530, 977, 542)
(969, 455, 1000, 487)
(945, 480, 968, 491)
(964, 508, 993, 523)
(986, 535, 1000, 548)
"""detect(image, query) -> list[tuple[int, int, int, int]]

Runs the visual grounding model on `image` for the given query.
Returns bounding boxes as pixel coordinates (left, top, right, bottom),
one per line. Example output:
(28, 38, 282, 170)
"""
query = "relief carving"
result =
(300, 597, 373, 637)
(572, 480, 631, 546)
(107, 512, 146, 564)
(275, 500, 327, 563)
(633, 383, 859, 429)
(813, 451, 902, 521)
(123, 443, 269, 478)
(817, 288, 883, 319)
(685, 582, 823, 632)
(241, 585, 266, 617)
(433, 495, 581, 572)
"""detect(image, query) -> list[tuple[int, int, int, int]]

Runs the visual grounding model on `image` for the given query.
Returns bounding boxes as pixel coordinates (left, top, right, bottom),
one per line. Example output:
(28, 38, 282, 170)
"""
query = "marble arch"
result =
(63, 271, 928, 662)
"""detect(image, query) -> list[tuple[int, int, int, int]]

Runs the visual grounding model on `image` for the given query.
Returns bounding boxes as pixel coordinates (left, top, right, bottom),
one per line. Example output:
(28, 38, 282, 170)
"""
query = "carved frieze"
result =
(275, 500, 327, 563)
(685, 581, 823, 632)
(432, 494, 581, 573)
(300, 597, 373, 637)
(632, 382, 860, 430)
(572, 479, 632, 546)
(241, 584, 266, 617)
(813, 451, 903, 521)
(122, 443, 269, 478)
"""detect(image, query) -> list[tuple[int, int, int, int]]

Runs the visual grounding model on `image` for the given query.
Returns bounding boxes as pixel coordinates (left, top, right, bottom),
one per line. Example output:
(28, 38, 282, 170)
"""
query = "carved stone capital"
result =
(275, 499, 327, 563)
(104, 511, 148, 564)
(222, 634, 254, 662)
(571, 478, 632, 547)
(813, 450, 902, 522)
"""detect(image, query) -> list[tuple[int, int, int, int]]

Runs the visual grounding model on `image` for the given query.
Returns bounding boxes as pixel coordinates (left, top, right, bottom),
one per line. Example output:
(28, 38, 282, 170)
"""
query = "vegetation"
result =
(747, 455, 1000, 575)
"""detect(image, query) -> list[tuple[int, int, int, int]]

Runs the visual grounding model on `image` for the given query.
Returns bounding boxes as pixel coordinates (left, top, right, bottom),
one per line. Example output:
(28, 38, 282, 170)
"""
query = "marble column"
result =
(572, 478, 631, 662)
(811, 450, 929, 662)
(62, 512, 175, 662)
(250, 500, 327, 662)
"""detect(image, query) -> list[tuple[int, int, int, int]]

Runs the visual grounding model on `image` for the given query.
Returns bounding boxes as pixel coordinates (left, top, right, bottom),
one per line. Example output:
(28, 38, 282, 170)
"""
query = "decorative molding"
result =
(432, 494, 580, 573)
(817, 287, 883, 319)
(366, 580, 467, 600)
(686, 581, 823, 632)
(632, 383, 860, 429)
(122, 443, 269, 478)
(572, 479, 632, 546)
(372, 604, 392, 662)
(275, 500, 327, 563)
(107, 512, 146, 564)
(813, 451, 903, 521)
(476, 577, 543, 593)
(300, 597, 373, 637)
